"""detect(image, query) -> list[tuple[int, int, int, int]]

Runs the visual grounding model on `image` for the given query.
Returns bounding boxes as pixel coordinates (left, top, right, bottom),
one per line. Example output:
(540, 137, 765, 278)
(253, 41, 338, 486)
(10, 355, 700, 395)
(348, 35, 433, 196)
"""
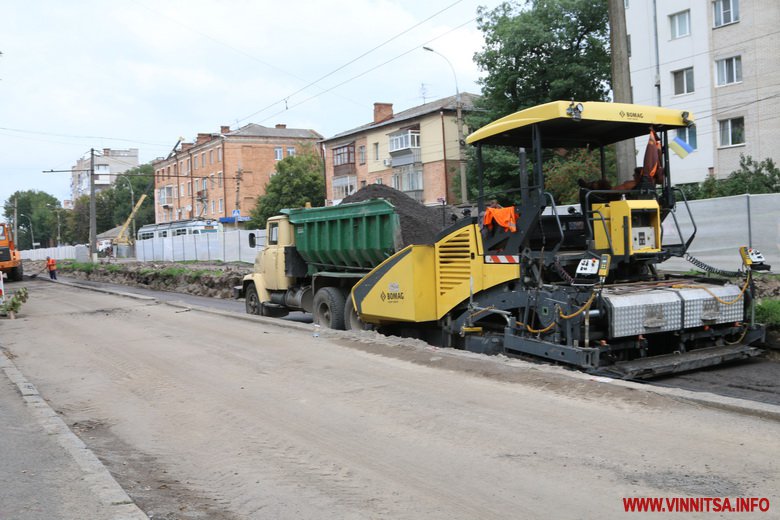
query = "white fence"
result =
(662, 193, 780, 271)
(135, 229, 266, 263)
(21, 245, 77, 261)
(19, 230, 266, 264)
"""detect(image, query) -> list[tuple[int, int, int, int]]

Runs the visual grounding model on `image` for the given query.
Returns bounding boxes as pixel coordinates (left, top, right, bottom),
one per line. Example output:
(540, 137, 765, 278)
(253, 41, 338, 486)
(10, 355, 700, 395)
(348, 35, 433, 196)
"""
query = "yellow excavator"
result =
(350, 101, 768, 379)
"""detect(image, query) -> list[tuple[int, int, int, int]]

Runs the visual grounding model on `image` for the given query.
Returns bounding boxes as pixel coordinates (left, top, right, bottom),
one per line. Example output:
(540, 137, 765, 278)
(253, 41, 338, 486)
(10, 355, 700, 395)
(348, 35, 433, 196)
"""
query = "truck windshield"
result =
(0, 227, 6, 241)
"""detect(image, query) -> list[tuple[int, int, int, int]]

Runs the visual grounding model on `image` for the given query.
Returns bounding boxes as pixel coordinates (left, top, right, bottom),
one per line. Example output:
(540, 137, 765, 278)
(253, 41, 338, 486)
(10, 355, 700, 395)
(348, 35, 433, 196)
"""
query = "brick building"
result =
(321, 93, 478, 205)
(152, 124, 321, 224)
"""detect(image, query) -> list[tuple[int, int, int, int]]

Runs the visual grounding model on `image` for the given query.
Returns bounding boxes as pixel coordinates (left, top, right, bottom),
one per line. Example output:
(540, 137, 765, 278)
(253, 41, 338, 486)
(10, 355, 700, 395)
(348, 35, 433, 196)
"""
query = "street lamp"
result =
(19, 213, 35, 249)
(115, 175, 136, 241)
(423, 45, 468, 204)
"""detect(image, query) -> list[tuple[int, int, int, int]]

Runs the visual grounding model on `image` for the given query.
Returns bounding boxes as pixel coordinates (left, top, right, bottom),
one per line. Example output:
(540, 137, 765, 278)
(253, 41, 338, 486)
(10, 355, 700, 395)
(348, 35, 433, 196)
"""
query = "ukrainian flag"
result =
(669, 136, 694, 158)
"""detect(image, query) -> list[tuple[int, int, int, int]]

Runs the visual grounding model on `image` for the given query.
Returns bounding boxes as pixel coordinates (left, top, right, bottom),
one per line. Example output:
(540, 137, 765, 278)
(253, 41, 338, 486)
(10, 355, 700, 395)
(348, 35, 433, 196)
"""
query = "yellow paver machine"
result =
(351, 101, 769, 379)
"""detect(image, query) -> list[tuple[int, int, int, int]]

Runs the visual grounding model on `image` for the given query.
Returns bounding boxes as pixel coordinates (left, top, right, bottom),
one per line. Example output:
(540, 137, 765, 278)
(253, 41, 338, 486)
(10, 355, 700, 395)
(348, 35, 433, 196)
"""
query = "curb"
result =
(0, 352, 149, 520)
(60, 279, 780, 423)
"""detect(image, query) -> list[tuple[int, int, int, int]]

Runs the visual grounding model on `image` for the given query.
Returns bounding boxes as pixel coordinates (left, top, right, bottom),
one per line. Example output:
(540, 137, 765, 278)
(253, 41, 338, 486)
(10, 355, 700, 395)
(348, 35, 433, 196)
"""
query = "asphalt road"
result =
(56, 275, 780, 406)
(4, 279, 779, 519)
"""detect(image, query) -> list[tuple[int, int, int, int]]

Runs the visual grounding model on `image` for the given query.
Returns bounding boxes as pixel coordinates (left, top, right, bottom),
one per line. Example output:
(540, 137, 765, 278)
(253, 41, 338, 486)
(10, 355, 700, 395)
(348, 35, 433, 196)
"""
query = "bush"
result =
(756, 299, 780, 329)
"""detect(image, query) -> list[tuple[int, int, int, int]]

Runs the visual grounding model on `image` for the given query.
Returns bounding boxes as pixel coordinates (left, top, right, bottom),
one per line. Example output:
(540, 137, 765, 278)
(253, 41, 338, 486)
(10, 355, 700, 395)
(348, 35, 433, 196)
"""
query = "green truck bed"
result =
(284, 199, 402, 272)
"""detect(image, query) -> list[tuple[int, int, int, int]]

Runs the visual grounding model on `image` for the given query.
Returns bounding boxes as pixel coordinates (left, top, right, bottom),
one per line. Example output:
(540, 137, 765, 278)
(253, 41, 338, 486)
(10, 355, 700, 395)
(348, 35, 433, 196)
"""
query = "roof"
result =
(466, 101, 694, 148)
(227, 123, 322, 140)
(322, 92, 481, 143)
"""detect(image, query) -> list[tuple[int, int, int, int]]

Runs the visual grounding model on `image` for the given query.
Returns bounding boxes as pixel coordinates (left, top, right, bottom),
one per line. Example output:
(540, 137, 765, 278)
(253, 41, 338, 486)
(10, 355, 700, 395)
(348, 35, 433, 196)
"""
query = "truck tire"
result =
(344, 296, 370, 331)
(313, 287, 346, 330)
(9, 264, 23, 282)
(245, 284, 261, 315)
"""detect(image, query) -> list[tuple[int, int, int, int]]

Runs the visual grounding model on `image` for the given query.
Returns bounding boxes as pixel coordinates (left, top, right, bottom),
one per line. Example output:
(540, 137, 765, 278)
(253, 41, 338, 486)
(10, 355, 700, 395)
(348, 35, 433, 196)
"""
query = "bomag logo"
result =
(380, 291, 405, 302)
(619, 110, 645, 120)
(380, 282, 404, 302)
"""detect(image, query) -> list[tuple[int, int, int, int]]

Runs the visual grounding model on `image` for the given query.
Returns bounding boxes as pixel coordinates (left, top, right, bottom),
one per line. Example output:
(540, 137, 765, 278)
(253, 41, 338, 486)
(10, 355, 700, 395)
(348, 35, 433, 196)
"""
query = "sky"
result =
(0, 0, 502, 207)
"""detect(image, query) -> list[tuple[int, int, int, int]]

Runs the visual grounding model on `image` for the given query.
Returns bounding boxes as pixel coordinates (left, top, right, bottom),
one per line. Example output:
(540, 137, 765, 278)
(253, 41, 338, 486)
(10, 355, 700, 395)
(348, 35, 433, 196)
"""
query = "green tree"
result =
(467, 0, 611, 201)
(2, 190, 60, 248)
(111, 165, 156, 231)
(249, 150, 325, 228)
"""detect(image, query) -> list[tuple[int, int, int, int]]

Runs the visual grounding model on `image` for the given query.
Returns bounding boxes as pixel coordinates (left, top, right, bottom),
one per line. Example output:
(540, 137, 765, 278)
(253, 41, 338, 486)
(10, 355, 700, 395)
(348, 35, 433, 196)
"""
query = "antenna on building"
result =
(420, 83, 429, 103)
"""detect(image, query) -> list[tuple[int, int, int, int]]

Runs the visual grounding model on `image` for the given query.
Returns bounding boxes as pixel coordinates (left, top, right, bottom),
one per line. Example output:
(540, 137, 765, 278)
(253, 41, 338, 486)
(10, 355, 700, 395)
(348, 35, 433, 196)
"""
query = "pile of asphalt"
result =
(342, 184, 457, 246)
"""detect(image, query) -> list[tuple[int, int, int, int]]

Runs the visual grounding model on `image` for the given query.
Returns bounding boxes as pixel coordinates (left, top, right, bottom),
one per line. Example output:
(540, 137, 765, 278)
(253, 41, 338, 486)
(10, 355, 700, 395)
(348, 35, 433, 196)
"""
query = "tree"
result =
(2, 190, 60, 248)
(249, 150, 325, 228)
(111, 165, 156, 230)
(467, 0, 611, 201)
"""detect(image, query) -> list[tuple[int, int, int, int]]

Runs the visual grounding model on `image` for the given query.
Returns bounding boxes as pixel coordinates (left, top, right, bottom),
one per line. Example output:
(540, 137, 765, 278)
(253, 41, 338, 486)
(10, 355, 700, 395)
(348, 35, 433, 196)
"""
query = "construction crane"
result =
(114, 194, 147, 246)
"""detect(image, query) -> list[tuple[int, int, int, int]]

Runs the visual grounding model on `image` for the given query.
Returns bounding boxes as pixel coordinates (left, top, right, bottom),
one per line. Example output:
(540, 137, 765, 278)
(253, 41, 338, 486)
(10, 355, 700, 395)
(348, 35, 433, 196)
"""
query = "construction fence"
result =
(135, 229, 266, 263)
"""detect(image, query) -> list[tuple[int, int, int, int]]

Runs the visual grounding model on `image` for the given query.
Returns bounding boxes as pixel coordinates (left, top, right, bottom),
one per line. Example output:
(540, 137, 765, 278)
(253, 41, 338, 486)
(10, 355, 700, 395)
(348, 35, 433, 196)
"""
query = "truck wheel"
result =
(245, 285, 261, 315)
(313, 287, 346, 330)
(10, 264, 23, 282)
(344, 297, 370, 331)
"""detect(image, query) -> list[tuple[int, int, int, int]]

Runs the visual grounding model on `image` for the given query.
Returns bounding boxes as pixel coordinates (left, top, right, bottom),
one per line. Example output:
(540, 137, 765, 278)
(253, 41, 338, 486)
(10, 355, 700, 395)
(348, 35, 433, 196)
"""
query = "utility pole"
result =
(608, 0, 636, 184)
(234, 167, 243, 230)
(89, 148, 97, 262)
(13, 196, 17, 245)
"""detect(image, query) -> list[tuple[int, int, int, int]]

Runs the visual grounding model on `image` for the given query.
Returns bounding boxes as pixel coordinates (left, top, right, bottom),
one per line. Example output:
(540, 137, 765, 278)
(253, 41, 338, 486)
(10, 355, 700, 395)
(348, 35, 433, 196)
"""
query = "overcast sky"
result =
(0, 0, 501, 207)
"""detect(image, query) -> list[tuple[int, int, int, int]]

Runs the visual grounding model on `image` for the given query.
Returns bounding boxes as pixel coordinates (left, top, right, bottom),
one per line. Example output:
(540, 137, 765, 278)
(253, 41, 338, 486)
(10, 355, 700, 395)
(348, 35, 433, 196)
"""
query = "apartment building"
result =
(626, 0, 780, 184)
(70, 148, 139, 201)
(152, 124, 322, 224)
(321, 93, 478, 205)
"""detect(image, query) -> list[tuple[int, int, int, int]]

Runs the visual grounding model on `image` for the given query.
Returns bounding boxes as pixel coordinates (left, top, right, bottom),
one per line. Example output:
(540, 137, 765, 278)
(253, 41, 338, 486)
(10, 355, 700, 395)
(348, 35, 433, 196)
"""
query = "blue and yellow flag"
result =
(669, 136, 694, 158)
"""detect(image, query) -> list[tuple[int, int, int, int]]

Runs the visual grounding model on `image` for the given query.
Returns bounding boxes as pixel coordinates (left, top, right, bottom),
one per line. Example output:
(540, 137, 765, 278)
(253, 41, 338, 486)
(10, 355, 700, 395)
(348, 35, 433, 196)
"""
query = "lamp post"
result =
(423, 45, 468, 204)
(19, 213, 35, 249)
(116, 175, 136, 241)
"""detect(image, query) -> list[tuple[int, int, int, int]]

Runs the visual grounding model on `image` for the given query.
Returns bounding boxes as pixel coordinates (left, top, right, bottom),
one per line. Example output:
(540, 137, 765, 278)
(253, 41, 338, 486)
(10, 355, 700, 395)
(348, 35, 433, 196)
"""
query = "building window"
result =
(180, 184, 185, 197)
(287, 147, 296, 157)
(389, 130, 420, 152)
(670, 10, 690, 39)
(716, 56, 742, 86)
(217, 148, 222, 162)
(332, 175, 357, 199)
(218, 172, 223, 187)
(672, 67, 694, 94)
(398, 164, 423, 192)
(186, 158, 191, 173)
(210, 174, 215, 188)
(627, 34, 631, 58)
(219, 199, 223, 212)
(333, 144, 355, 166)
(391, 173, 400, 190)
(714, 0, 739, 27)
(187, 181, 192, 196)
(375, 178, 383, 185)
(201, 153, 206, 168)
(676, 126, 698, 150)
(373, 142, 379, 160)
(209, 150, 213, 164)
(719, 117, 744, 147)
(203, 178, 208, 191)
(274, 147, 283, 161)
(358, 145, 366, 164)
(211, 200, 215, 214)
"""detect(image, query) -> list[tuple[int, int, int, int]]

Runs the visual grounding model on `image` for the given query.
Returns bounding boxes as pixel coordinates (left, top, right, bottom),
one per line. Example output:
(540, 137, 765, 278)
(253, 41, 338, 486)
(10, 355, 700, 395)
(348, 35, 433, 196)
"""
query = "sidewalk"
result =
(0, 352, 147, 520)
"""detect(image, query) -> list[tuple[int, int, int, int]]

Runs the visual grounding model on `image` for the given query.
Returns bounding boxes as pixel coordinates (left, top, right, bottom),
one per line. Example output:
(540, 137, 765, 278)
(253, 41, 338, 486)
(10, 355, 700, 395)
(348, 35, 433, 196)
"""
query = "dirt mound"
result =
(342, 185, 450, 246)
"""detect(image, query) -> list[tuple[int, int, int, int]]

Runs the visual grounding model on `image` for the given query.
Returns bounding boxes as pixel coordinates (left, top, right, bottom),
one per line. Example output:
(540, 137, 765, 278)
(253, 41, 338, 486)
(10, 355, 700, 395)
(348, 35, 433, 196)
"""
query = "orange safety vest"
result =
(484, 206, 518, 232)
(47, 258, 57, 271)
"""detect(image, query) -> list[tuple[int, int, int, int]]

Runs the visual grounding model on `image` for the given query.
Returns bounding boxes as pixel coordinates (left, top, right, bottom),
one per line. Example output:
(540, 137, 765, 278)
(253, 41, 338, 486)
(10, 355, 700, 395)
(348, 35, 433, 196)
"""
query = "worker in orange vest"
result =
(46, 256, 57, 280)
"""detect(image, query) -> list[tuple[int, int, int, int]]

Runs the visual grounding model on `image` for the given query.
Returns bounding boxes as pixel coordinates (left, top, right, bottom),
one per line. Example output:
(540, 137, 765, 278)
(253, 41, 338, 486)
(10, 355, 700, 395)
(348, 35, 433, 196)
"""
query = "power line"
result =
(0, 126, 170, 148)
(236, 0, 466, 125)
(256, 17, 476, 126)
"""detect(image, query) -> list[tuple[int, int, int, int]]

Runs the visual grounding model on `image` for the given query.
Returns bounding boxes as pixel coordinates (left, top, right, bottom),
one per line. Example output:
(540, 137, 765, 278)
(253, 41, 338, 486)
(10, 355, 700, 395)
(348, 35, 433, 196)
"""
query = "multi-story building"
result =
(321, 93, 478, 205)
(626, 0, 780, 184)
(70, 148, 139, 200)
(152, 124, 322, 224)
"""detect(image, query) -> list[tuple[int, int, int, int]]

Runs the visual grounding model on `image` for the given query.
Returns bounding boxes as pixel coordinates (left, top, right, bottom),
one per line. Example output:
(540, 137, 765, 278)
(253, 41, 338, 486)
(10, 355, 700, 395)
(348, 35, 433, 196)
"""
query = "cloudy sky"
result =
(0, 0, 501, 206)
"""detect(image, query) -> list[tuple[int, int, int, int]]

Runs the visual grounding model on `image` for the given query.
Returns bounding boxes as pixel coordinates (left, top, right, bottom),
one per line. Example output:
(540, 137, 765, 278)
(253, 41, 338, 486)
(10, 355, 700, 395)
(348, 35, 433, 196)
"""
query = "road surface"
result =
(2, 279, 779, 518)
